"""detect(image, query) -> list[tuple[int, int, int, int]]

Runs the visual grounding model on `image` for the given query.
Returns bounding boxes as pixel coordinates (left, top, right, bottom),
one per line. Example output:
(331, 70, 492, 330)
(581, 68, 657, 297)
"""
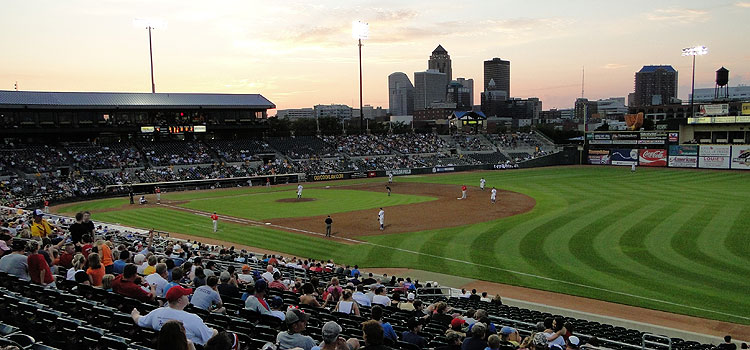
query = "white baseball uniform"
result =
(297, 184, 303, 198)
(480, 178, 486, 190)
(491, 188, 497, 203)
(388, 173, 393, 183)
(378, 210, 385, 230)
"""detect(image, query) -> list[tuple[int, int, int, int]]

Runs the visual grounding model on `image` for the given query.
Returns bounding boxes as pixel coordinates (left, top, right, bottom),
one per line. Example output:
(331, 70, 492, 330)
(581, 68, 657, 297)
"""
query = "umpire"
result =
(325, 215, 333, 237)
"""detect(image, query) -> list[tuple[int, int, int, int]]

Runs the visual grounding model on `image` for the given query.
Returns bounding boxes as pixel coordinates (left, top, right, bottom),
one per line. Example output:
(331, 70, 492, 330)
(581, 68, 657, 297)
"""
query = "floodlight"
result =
(681, 46, 708, 56)
(352, 21, 369, 40)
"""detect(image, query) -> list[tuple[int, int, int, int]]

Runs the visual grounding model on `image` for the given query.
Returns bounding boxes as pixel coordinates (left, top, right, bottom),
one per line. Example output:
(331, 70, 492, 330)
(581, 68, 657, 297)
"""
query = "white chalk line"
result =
(158, 205, 749, 321)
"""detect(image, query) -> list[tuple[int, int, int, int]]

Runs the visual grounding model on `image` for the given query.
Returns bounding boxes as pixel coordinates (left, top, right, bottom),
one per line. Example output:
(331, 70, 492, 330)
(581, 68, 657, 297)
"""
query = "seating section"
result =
(468, 152, 509, 164)
(207, 139, 275, 163)
(0, 145, 69, 173)
(139, 142, 213, 166)
(267, 136, 336, 159)
(323, 135, 394, 156)
(452, 135, 494, 151)
(66, 144, 143, 169)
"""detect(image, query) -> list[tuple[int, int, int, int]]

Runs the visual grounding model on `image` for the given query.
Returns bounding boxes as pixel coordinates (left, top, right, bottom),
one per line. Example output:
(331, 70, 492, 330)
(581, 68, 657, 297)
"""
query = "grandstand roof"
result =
(0, 90, 276, 109)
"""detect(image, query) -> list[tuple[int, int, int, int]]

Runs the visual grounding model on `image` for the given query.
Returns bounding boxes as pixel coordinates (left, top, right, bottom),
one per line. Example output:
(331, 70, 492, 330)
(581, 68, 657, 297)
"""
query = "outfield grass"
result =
(77, 167, 750, 324)
(57, 197, 129, 214)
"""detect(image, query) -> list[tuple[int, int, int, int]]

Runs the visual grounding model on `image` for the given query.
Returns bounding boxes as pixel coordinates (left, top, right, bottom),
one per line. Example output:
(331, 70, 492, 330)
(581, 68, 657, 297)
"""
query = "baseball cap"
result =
(450, 318, 465, 328)
(501, 326, 516, 335)
(407, 293, 415, 300)
(241, 264, 251, 273)
(321, 321, 342, 343)
(33, 209, 44, 217)
(568, 336, 581, 347)
(285, 309, 310, 324)
(254, 279, 268, 293)
(165, 286, 192, 302)
(269, 296, 284, 309)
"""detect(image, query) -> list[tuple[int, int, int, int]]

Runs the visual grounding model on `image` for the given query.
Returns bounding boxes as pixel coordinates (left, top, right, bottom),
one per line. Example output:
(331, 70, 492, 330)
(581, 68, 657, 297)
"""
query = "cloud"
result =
(645, 8, 709, 23)
(603, 63, 627, 69)
(736, 2, 750, 7)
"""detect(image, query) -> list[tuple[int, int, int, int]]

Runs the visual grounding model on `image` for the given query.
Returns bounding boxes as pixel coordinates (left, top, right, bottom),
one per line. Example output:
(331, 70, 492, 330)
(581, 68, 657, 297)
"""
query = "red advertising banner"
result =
(639, 149, 667, 167)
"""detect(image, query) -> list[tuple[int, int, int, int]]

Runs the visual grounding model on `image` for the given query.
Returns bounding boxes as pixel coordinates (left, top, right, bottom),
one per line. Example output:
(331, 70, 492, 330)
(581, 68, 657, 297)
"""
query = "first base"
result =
(265, 222, 271, 225)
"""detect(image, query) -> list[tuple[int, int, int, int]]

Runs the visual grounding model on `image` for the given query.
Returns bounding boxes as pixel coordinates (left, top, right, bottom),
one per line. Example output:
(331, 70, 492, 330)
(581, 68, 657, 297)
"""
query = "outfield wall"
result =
(588, 144, 750, 170)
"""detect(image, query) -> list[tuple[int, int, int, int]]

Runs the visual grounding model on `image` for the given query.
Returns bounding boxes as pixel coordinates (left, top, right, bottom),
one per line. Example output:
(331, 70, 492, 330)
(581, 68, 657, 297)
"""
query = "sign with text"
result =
(669, 145, 698, 156)
(699, 145, 731, 157)
(638, 149, 667, 167)
(668, 156, 697, 168)
(730, 145, 750, 170)
(699, 156, 730, 169)
(699, 104, 729, 116)
(588, 150, 610, 165)
(610, 149, 638, 166)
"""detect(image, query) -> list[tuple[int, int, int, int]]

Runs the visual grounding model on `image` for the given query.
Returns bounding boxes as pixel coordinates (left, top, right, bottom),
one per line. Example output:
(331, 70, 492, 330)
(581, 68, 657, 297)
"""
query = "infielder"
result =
(211, 212, 219, 232)
(388, 172, 393, 184)
(480, 178, 486, 191)
(297, 184, 304, 199)
(378, 208, 385, 231)
(458, 185, 467, 200)
(386, 185, 392, 196)
(491, 187, 497, 204)
(155, 187, 161, 203)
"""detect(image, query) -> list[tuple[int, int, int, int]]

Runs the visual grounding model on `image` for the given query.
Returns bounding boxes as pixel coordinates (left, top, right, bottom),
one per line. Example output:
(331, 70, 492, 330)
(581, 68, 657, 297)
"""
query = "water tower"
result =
(715, 67, 729, 99)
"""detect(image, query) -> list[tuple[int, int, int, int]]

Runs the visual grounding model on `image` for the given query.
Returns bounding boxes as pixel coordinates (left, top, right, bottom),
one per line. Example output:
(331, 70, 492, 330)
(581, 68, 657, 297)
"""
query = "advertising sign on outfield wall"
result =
(610, 149, 638, 166)
(588, 150, 610, 165)
(669, 145, 698, 156)
(639, 149, 667, 166)
(730, 145, 750, 170)
(668, 156, 698, 168)
(699, 145, 731, 157)
(699, 156, 730, 169)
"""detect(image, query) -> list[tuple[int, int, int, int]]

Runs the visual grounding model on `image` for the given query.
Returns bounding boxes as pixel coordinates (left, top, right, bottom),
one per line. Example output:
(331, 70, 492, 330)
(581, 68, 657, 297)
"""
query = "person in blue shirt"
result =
(350, 265, 360, 277)
(163, 267, 184, 298)
(112, 250, 129, 275)
(370, 305, 397, 344)
(402, 318, 427, 349)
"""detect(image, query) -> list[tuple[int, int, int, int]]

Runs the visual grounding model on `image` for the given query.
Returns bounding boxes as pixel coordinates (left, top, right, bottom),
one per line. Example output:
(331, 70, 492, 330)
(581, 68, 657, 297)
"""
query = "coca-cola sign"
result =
(639, 149, 667, 167)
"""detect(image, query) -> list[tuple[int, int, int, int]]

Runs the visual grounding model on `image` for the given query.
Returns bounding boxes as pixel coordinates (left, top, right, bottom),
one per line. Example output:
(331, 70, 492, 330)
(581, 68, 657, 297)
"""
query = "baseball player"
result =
(211, 212, 219, 232)
(458, 185, 467, 200)
(386, 185, 392, 197)
(297, 184, 304, 199)
(155, 187, 161, 204)
(491, 187, 497, 204)
(388, 172, 393, 184)
(325, 215, 333, 237)
(378, 208, 385, 231)
(480, 177, 486, 191)
(631, 163, 636, 173)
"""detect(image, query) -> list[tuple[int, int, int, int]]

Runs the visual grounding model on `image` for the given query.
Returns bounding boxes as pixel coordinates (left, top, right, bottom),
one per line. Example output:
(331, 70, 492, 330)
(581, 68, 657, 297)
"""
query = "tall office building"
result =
(428, 45, 452, 82)
(414, 69, 448, 111)
(447, 81, 472, 110)
(456, 78, 474, 106)
(484, 58, 511, 97)
(388, 72, 415, 116)
(632, 65, 678, 106)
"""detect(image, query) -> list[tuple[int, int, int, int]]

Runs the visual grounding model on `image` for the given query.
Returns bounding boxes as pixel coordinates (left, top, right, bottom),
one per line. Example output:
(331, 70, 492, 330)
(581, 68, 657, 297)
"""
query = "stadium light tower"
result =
(134, 18, 167, 93)
(682, 45, 708, 119)
(352, 21, 369, 134)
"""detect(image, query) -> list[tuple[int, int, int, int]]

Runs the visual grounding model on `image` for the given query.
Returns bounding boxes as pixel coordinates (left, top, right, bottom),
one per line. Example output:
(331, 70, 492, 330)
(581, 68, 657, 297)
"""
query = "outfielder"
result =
(631, 163, 636, 173)
(491, 187, 497, 204)
(480, 178, 486, 191)
(378, 208, 385, 231)
(386, 185, 391, 197)
(297, 184, 304, 199)
(388, 172, 393, 184)
(211, 212, 219, 232)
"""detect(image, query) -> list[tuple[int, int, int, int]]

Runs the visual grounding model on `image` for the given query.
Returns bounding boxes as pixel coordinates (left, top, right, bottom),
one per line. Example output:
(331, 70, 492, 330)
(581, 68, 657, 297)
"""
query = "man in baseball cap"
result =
(30, 209, 58, 238)
(276, 308, 315, 350)
(131, 285, 218, 346)
(567, 336, 581, 350)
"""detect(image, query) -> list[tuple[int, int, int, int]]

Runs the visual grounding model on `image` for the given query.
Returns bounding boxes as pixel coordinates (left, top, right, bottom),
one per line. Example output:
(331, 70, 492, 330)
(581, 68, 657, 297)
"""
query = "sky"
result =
(1, 0, 749, 111)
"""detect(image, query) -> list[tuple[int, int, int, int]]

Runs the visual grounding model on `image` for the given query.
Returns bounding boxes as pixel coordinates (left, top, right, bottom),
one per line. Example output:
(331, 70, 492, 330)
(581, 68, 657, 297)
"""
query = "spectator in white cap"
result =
(276, 308, 316, 350)
(398, 292, 417, 311)
(566, 336, 581, 350)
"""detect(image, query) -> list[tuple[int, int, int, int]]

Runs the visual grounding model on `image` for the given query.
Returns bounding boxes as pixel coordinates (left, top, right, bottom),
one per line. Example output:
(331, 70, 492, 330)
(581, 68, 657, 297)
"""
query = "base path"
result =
(272, 182, 535, 237)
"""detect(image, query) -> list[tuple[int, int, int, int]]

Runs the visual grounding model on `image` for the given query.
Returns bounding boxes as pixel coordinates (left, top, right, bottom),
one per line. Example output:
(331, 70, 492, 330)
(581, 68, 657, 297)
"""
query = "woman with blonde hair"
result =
(66, 253, 86, 281)
(86, 253, 105, 287)
(334, 289, 360, 316)
(101, 274, 115, 292)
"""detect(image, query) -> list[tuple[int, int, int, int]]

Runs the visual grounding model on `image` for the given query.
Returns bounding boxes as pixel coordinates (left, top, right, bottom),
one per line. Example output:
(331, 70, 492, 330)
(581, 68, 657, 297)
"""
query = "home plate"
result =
(265, 222, 271, 225)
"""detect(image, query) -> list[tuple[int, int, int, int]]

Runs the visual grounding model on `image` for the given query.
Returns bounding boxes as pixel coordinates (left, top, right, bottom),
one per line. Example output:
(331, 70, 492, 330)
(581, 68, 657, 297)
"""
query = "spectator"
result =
(448, 318, 466, 337)
(86, 252, 105, 287)
(469, 289, 480, 301)
(299, 282, 322, 308)
(437, 330, 463, 350)
(261, 264, 274, 282)
(486, 335, 502, 350)
(27, 240, 54, 287)
(268, 296, 286, 321)
(480, 292, 492, 303)
(30, 209, 57, 238)
(134, 253, 147, 274)
(58, 243, 75, 269)
(145, 263, 170, 297)
(217, 271, 240, 299)
(204, 331, 239, 350)
(101, 274, 115, 292)
(370, 305, 397, 345)
(113, 263, 156, 302)
(371, 287, 391, 306)
(269, 271, 288, 291)
(718, 336, 737, 350)
(144, 255, 158, 275)
(0, 239, 29, 280)
(113, 250, 129, 275)
(566, 336, 580, 350)
(411, 300, 427, 319)
(66, 253, 86, 281)
(237, 265, 253, 284)
(191, 275, 224, 313)
(402, 318, 427, 349)
(352, 284, 371, 307)
(334, 289, 360, 316)
(500, 327, 520, 348)
(74, 270, 91, 285)
(531, 333, 548, 350)
(97, 239, 115, 274)
(470, 310, 497, 334)
(398, 293, 416, 311)
(361, 319, 391, 350)
(157, 319, 197, 350)
(68, 212, 87, 244)
(542, 317, 566, 348)
(461, 322, 488, 350)
(429, 301, 454, 326)
(276, 309, 316, 350)
(313, 321, 359, 350)
(164, 267, 184, 297)
(244, 279, 272, 315)
(193, 267, 207, 287)
(132, 285, 217, 346)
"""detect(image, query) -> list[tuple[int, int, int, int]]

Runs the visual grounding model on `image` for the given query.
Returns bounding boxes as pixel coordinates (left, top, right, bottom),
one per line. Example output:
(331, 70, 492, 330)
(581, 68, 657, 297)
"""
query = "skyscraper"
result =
(388, 72, 415, 116)
(484, 58, 511, 97)
(633, 65, 678, 106)
(414, 69, 448, 111)
(428, 45, 452, 82)
(456, 78, 474, 106)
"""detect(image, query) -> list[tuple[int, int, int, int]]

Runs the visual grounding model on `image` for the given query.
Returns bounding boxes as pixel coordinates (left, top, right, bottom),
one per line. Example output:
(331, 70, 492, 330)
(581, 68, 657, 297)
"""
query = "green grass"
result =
(57, 198, 129, 214)
(177, 188, 435, 220)
(77, 166, 750, 325)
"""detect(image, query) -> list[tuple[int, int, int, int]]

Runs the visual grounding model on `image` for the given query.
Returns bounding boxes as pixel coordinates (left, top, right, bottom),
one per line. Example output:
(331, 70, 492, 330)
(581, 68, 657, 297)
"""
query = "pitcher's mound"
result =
(276, 198, 316, 203)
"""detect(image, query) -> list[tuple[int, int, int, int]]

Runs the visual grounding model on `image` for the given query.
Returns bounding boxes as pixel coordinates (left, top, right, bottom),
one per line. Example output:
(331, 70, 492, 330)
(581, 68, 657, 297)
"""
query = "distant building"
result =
(360, 105, 388, 119)
(413, 107, 455, 121)
(595, 97, 628, 118)
(480, 79, 508, 117)
(574, 98, 598, 120)
(388, 72, 415, 116)
(314, 104, 352, 119)
(690, 85, 750, 103)
(632, 65, 678, 106)
(414, 69, 448, 111)
(428, 45, 452, 82)
(276, 108, 314, 120)
(484, 97, 542, 124)
(456, 77, 474, 106)
(484, 58, 511, 97)
(446, 81, 472, 110)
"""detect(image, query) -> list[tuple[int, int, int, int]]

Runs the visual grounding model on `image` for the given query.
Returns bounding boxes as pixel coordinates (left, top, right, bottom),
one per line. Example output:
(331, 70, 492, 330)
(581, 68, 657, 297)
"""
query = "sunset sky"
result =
(1, 0, 749, 111)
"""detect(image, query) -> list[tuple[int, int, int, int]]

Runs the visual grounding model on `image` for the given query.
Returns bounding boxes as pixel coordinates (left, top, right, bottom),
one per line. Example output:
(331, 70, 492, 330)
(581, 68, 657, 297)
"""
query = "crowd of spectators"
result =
(140, 142, 213, 166)
(323, 135, 393, 156)
(0, 145, 69, 173)
(209, 139, 274, 163)
(452, 135, 494, 152)
(66, 144, 143, 169)
(491, 133, 546, 150)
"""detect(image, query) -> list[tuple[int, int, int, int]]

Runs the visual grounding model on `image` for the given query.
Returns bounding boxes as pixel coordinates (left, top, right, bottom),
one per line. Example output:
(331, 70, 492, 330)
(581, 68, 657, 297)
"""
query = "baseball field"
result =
(55, 166, 750, 325)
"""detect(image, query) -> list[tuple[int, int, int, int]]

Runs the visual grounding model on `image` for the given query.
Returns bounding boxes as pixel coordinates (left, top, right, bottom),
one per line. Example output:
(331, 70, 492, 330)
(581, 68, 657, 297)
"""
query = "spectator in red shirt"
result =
(57, 243, 75, 269)
(27, 240, 54, 287)
(112, 263, 157, 302)
(80, 234, 94, 258)
(269, 271, 288, 291)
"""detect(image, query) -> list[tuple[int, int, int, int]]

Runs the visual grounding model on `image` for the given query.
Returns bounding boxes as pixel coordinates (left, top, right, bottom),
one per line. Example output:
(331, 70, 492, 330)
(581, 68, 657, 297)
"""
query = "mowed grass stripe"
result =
(723, 205, 750, 264)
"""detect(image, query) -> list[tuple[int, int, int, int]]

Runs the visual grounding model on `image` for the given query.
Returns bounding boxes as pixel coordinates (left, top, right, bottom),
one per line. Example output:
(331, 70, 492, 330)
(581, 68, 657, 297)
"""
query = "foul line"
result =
(159, 204, 749, 322)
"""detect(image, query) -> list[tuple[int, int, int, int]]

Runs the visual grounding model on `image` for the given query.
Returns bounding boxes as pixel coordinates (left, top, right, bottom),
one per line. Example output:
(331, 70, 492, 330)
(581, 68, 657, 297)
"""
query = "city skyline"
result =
(1, 0, 749, 111)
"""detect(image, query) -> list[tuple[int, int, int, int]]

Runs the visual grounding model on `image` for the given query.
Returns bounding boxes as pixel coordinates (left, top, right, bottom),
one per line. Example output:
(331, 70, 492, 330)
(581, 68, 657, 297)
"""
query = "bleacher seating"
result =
(468, 152, 509, 164)
(65, 144, 143, 170)
(267, 136, 336, 159)
(138, 141, 213, 166)
(207, 139, 275, 163)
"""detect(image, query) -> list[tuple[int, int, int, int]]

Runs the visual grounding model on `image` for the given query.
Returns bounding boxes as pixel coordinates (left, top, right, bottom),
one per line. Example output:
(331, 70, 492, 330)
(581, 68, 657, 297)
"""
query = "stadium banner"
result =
(668, 133, 679, 142)
(743, 103, 750, 116)
(390, 169, 412, 176)
(699, 156, 730, 169)
(610, 149, 638, 166)
(699, 104, 729, 116)
(637, 140, 665, 145)
(668, 156, 697, 168)
(730, 145, 750, 170)
(589, 140, 612, 145)
(669, 145, 698, 156)
(640, 132, 667, 140)
(490, 164, 518, 170)
(308, 173, 351, 182)
(431, 166, 456, 173)
(699, 145, 731, 157)
(594, 133, 611, 140)
(638, 149, 667, 167)
(588, 150, 610, 165)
